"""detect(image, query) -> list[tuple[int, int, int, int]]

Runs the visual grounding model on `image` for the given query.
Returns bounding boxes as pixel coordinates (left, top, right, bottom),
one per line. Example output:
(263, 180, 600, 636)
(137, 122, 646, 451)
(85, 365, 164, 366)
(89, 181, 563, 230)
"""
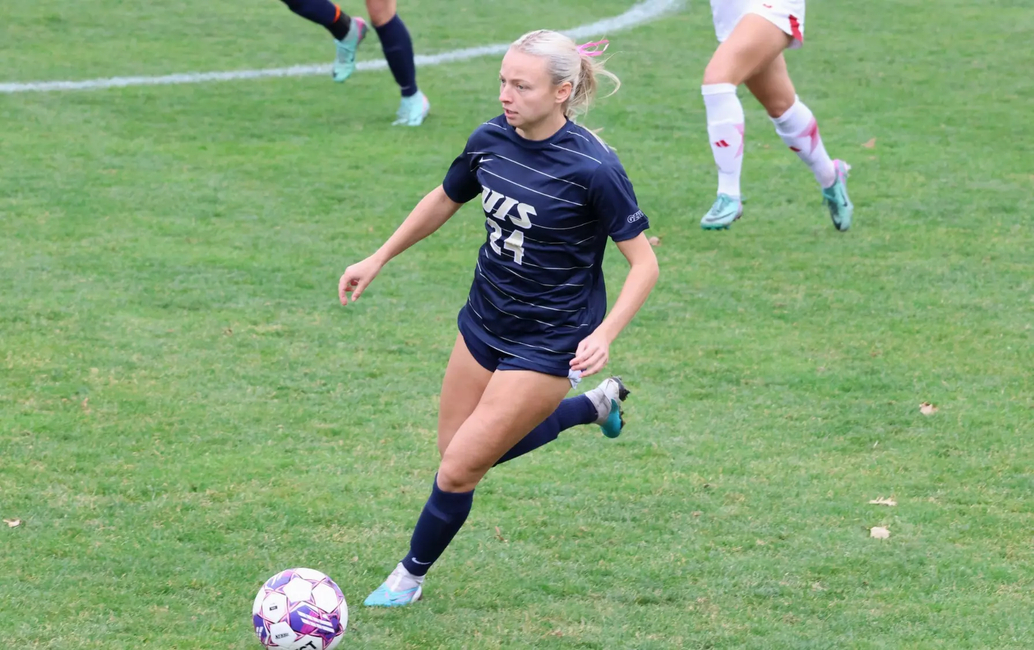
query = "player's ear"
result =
(555, 81, 573, 106)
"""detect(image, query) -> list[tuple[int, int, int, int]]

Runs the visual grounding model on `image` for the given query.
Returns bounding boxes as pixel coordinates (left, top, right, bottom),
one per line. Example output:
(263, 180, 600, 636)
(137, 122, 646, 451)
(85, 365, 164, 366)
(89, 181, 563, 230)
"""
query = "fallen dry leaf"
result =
(648, 236, 661, 247)
(862, 138, 877, 149)
(870, 526, 890, 539)
(920, 402, 938, 415)
(4, 519, 21, 528)
(80, 397, 91, 413)
(869, 497, 897, 507)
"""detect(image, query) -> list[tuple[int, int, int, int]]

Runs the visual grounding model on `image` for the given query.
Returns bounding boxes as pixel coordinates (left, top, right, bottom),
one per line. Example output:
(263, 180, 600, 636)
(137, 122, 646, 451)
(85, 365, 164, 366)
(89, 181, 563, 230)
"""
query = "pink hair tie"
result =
(576, 39, 609, 57)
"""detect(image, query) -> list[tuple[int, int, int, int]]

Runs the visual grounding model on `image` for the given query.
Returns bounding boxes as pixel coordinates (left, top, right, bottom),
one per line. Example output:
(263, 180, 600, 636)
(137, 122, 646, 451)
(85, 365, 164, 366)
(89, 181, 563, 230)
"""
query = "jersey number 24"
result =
(482, 188, 534, 266)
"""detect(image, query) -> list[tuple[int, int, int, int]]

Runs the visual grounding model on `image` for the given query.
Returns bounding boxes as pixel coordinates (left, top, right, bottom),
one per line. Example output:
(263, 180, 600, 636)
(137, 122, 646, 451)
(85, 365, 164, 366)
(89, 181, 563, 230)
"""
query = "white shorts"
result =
(710, 0, 806, 49)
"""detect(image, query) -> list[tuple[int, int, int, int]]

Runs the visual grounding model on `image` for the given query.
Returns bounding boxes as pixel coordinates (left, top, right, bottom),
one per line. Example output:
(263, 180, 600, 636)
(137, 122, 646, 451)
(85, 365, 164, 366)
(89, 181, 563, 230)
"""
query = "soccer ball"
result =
(252, 568, 348, 649)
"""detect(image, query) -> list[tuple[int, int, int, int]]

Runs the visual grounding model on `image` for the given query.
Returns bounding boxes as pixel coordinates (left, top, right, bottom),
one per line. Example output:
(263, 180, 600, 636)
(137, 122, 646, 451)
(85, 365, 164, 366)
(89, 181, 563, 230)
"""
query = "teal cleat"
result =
(364, 564, 423, 607)
(392, 90, 430, 126)
(822, 159, 853, 232)
(585, 376, 630, 439)
(700, 193, 743, 230)
(333, 17, 367, 83)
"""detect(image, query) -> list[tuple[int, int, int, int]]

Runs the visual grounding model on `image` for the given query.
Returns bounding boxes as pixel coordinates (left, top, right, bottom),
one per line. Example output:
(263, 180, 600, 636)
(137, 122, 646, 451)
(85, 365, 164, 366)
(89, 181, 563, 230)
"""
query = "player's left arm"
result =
(571, 233, 658, 376)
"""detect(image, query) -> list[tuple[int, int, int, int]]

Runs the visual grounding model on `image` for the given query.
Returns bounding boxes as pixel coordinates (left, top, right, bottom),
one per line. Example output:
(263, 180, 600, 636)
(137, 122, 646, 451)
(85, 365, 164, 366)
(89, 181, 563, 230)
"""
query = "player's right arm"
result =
(338, 185, 462, 305)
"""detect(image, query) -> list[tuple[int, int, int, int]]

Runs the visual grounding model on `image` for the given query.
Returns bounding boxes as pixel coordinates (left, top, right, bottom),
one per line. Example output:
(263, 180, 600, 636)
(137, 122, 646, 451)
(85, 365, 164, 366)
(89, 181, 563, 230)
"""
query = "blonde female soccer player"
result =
(338, 30, 659, 606)
(700, 0, 854, 230)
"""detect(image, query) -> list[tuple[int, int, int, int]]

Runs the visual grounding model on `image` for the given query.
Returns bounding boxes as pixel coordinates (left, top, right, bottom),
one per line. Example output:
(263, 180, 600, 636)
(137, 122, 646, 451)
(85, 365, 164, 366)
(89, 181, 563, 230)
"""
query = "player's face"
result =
(499, 49, 571, 131)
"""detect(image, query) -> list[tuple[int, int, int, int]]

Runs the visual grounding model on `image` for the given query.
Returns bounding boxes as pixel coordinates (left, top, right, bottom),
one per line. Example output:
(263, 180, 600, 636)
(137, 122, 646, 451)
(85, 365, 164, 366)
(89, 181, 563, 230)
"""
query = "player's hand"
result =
(338, 256, 384, 305)
(571, 331, 610, 377)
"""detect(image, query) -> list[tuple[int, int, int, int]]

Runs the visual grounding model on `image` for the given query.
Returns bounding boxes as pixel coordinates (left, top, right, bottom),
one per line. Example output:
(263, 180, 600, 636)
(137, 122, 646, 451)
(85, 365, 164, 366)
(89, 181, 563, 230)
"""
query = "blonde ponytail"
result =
(510, 30, 621, 120)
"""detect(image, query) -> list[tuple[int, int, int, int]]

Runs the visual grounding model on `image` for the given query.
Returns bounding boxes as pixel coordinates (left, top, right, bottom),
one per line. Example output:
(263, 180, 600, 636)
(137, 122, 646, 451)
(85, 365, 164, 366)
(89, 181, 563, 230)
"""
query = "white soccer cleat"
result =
(363, 563, 423, 607)
(583, 376, 630, 438)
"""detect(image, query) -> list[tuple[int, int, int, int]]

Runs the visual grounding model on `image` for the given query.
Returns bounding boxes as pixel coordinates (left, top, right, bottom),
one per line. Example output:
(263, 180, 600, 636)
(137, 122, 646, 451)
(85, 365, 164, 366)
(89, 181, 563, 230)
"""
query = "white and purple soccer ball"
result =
(252, 568, 348, 649)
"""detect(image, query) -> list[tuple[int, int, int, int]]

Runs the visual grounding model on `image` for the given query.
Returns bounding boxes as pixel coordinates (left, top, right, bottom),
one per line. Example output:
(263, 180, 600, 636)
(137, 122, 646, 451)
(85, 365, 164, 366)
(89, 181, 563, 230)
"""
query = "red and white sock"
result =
(702, 83, 745, 198)
(771, 97, 836, 188)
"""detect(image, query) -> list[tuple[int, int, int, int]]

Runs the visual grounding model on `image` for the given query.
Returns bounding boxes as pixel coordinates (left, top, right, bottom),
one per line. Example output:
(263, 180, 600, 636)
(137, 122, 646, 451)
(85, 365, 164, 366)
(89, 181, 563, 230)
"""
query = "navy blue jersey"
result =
(442, 115, 650, 369)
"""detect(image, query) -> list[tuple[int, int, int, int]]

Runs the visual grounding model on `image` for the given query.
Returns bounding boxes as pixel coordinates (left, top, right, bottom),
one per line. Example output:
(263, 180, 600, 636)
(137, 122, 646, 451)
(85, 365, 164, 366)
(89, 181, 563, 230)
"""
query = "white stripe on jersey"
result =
(521, 219, 597, 232)
(479, 291, 591, 330)
(520, 232, 596, 247)
(478, 153, 588, 190)
(480, 169, 585, 207)
(479, 251, 587, 287)
(476, 263, 583, 313)
(484, 250, 585, 287)
(465, 302, 541, 362)
(569, 129, 612, 153)
(550, 143, 602, 165)
(470, 305, 573, 356)
(520, 259, 594, 271)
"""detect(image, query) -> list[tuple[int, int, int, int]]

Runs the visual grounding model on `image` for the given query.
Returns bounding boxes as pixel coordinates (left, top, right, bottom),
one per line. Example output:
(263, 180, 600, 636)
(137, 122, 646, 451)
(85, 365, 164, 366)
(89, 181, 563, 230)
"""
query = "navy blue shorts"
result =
(458, 318, 580, 386)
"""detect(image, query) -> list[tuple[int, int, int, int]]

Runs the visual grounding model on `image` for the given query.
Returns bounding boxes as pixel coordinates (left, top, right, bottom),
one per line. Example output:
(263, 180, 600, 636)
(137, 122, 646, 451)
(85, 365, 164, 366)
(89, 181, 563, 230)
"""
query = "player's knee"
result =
(364, 0, 397, 26)
(702, 57, 739, 86)
(762, 95, 795, 119)
(437, 456, 487, 493)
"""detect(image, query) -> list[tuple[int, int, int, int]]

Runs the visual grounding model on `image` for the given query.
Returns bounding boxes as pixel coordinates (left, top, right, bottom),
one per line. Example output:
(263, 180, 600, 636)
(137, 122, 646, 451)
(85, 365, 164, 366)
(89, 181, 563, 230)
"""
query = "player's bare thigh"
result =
(437, 370, 570, 493)
(703, 13, 794, 86)
(437, 333, 493, 458)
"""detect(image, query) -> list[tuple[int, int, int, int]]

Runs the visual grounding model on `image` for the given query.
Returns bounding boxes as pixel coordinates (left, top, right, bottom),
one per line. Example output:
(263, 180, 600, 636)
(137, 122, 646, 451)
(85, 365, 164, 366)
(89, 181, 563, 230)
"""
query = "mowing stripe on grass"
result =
(0, 0, 683, 94)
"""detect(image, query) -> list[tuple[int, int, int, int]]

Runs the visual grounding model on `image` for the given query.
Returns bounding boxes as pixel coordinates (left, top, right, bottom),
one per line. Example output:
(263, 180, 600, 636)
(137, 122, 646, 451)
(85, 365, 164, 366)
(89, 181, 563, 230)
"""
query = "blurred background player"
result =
(699, 0, 853, 230)
(338, 30, 659, 606)
(279, 0, 430, 125)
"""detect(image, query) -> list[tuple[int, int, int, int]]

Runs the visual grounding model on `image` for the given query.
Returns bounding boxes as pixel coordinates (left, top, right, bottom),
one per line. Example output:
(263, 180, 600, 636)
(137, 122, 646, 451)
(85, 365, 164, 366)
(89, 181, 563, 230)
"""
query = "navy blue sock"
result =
(373, 14, 418, 97)
(494, 395, 598, 466)
(401, 477, 474, 577)
(280, 0, 351, 39)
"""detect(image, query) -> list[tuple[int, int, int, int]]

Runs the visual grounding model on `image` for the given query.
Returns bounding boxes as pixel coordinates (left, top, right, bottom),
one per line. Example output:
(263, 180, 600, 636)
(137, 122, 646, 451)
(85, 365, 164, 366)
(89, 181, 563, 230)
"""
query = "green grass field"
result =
(2, 0, 1033, 647)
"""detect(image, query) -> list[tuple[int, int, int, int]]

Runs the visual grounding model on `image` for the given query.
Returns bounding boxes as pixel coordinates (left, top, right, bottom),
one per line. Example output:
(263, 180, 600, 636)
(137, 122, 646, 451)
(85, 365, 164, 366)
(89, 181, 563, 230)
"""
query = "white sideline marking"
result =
(0, 0, 682, 94)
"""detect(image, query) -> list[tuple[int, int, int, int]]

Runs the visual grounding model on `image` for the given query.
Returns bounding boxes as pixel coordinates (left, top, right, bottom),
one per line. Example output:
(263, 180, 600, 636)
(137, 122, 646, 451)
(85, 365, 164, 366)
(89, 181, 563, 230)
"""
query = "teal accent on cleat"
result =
(363, 582, 422, 607)
(586, 376, 629, 439)
(363, 564, 423, 607)
(600, 398, 624, 438)
(700, 193, 743, 230)
(332, 17, 367, 83)
(392, 90, 430, 126)
(822, 159, 853, 232)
